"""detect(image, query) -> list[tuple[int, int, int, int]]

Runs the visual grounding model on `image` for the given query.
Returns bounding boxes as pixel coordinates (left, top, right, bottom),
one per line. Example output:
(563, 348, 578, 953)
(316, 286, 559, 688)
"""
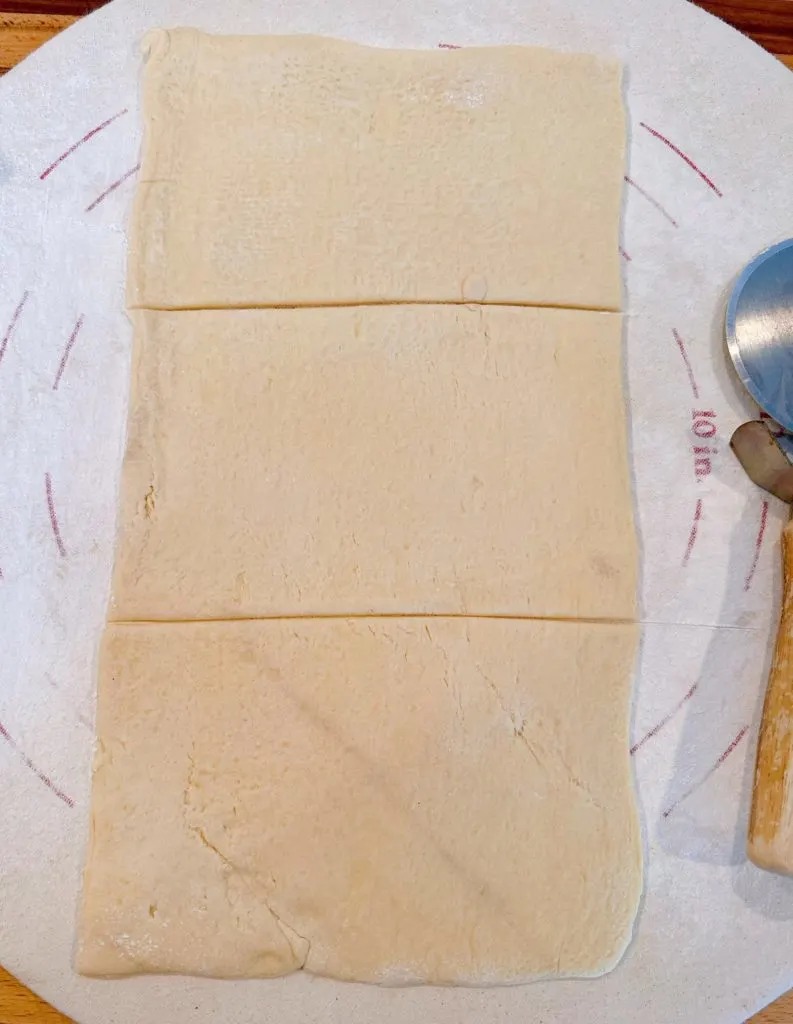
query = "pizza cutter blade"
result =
(726, 238, 793, 876)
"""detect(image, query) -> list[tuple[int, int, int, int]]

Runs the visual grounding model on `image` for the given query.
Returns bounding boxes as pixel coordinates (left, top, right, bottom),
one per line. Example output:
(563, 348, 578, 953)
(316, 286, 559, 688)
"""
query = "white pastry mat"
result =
(1, 0, 793, 1021)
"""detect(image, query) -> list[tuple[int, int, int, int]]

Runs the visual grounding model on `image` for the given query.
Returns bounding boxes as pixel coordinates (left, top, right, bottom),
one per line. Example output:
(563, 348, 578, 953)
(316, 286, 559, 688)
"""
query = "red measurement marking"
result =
(0, 718, 74, 807)
(438, 42, 461, 49)
(52, 315, 84, 391)
(45, 472, 67, 557)
(619, 247, 632, 262)
(40, 108, 128, 180)
(672, 328, 700, 399)
(682, 498, 703, 566)
(0, 290, 30, 373)
(693, 443, 717, 480)
(662, 725, 748, 818)
(692, 409, 716, 438)
(744, 499, 769, 592)
(631, 681, 698, 756)
(691, 409, 718, 481)
(624, 174, 678, 227)
(639, 122, 722, 197)
(85, 162, 141, 213)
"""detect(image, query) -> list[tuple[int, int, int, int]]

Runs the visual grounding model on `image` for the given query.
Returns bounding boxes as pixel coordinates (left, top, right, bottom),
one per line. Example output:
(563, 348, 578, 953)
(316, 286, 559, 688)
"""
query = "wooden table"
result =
(2, 0, 793, 1021)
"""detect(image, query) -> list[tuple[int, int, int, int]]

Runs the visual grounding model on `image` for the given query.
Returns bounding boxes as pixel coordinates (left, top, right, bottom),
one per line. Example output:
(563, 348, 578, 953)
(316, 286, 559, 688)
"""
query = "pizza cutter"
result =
(726, 238, 793, 875)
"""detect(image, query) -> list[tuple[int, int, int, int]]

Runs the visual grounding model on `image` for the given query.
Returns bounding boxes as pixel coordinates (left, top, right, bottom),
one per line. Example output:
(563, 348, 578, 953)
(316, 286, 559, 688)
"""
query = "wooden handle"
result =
(749, 515, 793, 874)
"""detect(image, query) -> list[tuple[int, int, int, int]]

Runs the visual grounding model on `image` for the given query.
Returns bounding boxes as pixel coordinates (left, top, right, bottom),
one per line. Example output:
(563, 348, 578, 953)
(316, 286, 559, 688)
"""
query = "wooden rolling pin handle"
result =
(749, 514, 793, 874)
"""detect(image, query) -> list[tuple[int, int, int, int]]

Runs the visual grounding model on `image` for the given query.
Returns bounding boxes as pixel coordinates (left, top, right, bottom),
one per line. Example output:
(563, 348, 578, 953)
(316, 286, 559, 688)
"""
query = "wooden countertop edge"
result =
(0, 12, 76, 72)
(2, 10, 793, 74)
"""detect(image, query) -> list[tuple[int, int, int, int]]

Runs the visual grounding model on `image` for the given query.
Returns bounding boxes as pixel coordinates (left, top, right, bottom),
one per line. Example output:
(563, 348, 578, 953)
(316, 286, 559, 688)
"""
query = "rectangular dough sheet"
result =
(78, 617, 641, 982)
(111, 304, 636, 621)
(128, 30, 625, 310)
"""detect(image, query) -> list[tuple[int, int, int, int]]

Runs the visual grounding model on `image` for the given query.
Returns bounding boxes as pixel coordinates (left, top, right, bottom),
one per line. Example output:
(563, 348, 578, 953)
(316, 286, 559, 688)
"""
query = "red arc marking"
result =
(631, 681, 699, 756)
(0, 290, 30, 373)
(52, 315, 84, 391)
(45, 472, 67, 557)
(0, 718, 74, 807)
(624, 174, 678, 227)
(619, 247, 632, 262)
(40, 108, 128, 180)
(744, 500, 769, 592)
(672, 328, 700, 399)
(662, 725, 749, 818)
(639, 122, 723, 197)
(438, 42, 461, 49)
(85, 162, 141, 213)
(682, 498, 703, 566)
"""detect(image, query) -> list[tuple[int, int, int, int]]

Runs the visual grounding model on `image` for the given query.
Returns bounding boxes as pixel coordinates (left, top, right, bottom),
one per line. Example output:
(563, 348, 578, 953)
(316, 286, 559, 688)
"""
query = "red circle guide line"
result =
(662, 724, 749, 819)
(682, 497, 703, 566)
(85, 162, 141, 213)
(437, 42, 461, 48)
(619, 247, 632, 262)
(39, 108, 128, 181)
(744, 499, 769, 593)
(639, 122, 723, 198)
(45, 472, 67, 557)
(52, 314, 85, 391)
(672, 327, 700, 399)
(630, 681, 699, 757)
(0, 290, 30, 373)
(0, 718, 74, 808)
(624, 175, 678, 228)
